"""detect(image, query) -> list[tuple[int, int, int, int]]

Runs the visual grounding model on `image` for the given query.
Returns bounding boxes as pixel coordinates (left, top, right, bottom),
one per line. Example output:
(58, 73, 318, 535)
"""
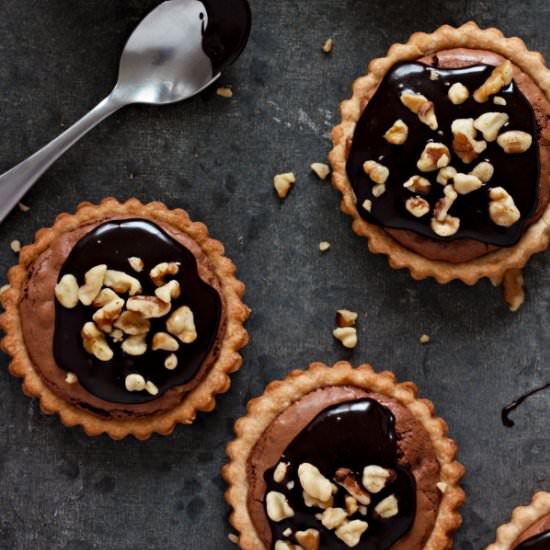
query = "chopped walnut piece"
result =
(434, 185, 458, 222)
(216, 86, 233, 98)
(363, 161, 389, 188)
(104, 269, 142, 296)
(18, 202, 30, 212)
(451, 118, 487, 164)
(127, 296, 171, 319)
(431, 215, 460, 237)
(470, 161, 494, 183)
(282, 528, 292, 538)
(273, 462, 289, 484)
(502, 268, 525, 312)
(319, 241, 331, 252)
(150, 262, 180, 287)
(166, 305, 197, 343)
(274, 542, 297, 550)
(335, 468, 371, 505)
(128, 257, 144, 273)
(428, 68, 439, 81)
(65, 372, 78, 385)
(489, 187, 521, 227)
(81, 322, 113, 362)
(110, 329, 124, 343)
(125, 373, 146, 392)
(321, 508, 348, 530)
(416, 142, 450, 172)
(114, 311, 151, 335)
(473, 60, 513, 103)
(431, 184, 460, 237)
(383, 119, 409, 145)
(121, 334, 148, 356)
(453, 173, 483, 195)
(403, 175, 431, 194)
(420, 334, 430, 345)
(374, 495, 399, 518)
(405, 196, 430, 218)
(55, 274, 80, 309)
(145, 380, 159, 396)
(372, 184, 385, 198)
(336, 309, 358, 327)
(400, 92, 438, 130)
(345, 496, 359, 516)
(436, 166, 457, 186)
(362, 199, 372, 213)
(310, 163, 330, 180)
(164, 353, 178, 370)
(266, 491, 295, 522)
(78, 265, 107, 306)
(93, 288, 122, 308)
(335, 520, 369, 547)
(493, 95, 507, 106)
(322, 38, 333, 53)
(303, 491, 333, 509)
(152, 332, 180, 352)
(298, 463, 335, 503)
(92, 297, 125, 333)
(473, 112, 509, 142)
(437, 481, 448, 494)
(10, 240, 21, 253)
(274, 172, 296, 199)
(155, 280, 181, 303)
(362, 465, 393, 494)
(448, 82, 469, 104)
(333, 327, 357, 349)
(497, 131, 533, 154)
(295, 529, 320, 550)
(358, 506, 368, 516)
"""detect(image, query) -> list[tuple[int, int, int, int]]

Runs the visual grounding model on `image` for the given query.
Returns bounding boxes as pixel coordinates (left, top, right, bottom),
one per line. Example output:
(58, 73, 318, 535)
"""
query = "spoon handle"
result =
(0, 94, 125, 223)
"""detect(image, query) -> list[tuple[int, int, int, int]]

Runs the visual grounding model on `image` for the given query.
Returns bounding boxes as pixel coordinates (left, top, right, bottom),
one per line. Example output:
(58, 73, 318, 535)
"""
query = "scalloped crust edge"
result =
(329, 21, 550, 286)
(223, 361, 465, 549)
(486, 492, 550, 550)
(0, 197, 250, 440)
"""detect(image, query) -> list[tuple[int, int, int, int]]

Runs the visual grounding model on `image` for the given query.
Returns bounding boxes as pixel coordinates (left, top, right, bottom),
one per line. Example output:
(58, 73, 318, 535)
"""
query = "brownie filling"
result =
(19, 216, 226, 418)
(247, 386, 441, 549)
(347, 61, 538, 246)
(53, 219, 221, 405)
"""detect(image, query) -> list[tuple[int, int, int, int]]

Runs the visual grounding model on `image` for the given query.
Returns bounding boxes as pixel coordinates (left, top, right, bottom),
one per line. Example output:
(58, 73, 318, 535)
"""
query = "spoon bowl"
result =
(0, 0, 251, 222)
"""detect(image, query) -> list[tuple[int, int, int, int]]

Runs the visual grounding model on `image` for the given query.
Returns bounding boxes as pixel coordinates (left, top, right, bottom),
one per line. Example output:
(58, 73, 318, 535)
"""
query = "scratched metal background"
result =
(0, 1, 549, 549)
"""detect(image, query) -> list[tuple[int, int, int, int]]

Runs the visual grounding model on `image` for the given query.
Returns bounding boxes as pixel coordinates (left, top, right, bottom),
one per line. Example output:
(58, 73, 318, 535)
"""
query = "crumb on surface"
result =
(217, 86, 233, 98)
(18, 202, 30, 212)
(419, 334, 430, 344)
(322, 38, 333, 53)
(273, 172, 296, 199)
(319, 241, 331, 252)
(502, 268, 525, 312)
(10, 240, 21, 253)
(228, 533, 239, 544)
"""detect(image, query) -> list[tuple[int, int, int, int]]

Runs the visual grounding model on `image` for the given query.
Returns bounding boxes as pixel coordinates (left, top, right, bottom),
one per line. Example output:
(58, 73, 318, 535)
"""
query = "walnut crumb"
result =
(502, 269, 525, 312)
(273, 172, 296, 199)
(319, 241, 331, 252)
(310, 162, 330, 180)
(18, 202, 30, 212)
(322, 38, 334, 53)
(10, 240, 21, 253)
(419, 334, 430, 344)
(216, 86, 233, 98)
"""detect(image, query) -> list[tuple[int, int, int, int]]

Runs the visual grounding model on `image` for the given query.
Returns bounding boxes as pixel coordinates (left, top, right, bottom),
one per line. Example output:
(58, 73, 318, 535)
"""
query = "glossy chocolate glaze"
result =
(200, 0, 251, 74)
(516, 531, 550, 550)
(264, 399, 416, 549)
(53, 219, 221, 405)
(502, 381, 550, 427)
(347, 61, 540, 246)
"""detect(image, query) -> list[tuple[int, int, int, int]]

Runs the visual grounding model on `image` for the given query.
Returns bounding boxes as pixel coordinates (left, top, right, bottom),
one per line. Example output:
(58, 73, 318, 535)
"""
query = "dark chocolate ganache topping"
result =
(516, 530, 550, 550)
(346, 61, 540, 246)
(53, 219, 222, 404)
(264, 398, 416, 549)
(200, 0, 251, 75)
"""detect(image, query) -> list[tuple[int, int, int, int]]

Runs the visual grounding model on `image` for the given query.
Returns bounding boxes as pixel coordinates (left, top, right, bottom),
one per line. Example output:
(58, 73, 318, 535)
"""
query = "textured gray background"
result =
(0, 1, 549, 549)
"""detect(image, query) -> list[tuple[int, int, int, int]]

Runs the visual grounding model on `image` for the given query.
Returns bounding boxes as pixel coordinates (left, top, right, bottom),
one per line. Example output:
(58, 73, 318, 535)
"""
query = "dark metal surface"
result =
(0, 1, 549, 549)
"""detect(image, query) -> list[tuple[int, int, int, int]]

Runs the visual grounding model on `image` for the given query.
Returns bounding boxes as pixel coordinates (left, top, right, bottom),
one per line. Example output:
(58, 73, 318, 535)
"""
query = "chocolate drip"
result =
(516, 530, 550, 549)
(200, 0, 251, 74)
(53, 219, 221, 405)
(264, 399, 416, 549)
(502, 381, 550, 427)
(346, 61, 540, 246)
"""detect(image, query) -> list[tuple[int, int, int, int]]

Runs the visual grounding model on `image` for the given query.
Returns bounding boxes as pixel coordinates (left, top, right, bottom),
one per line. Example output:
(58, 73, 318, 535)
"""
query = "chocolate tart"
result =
(486, 492, 550, 549)
(330, 22, 550, 285)
(224, 362, 464, 549)
(0, 198, 249, 439)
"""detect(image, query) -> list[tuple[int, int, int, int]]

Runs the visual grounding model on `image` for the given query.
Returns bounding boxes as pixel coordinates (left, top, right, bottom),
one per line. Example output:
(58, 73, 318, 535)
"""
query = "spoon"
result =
(0, 0, 251, 222)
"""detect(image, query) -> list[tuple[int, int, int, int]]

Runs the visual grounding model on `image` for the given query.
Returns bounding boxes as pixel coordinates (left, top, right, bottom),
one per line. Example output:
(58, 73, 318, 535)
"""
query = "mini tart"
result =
(224, 362, 464, 549)
(330, 22, 550, 285)
(0, 198, 249, 439)
(486, 492, 550, 549)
